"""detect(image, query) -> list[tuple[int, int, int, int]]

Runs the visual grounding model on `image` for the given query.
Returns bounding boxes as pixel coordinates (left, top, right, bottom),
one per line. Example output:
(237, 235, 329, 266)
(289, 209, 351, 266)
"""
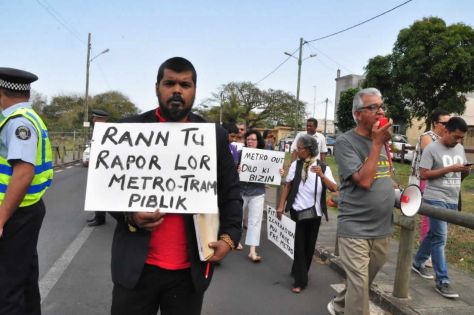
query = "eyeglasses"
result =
(358, 104, 385, 112)
(297, 146, 307, 151)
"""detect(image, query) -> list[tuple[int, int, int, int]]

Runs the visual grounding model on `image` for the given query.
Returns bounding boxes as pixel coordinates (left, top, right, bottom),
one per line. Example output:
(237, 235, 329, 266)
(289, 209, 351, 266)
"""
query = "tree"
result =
(336, 88, 359, 132)
(91, 91, 139, 122)
(40, 91, 139, 131)
(364, 55, 409, 130)
(208, 82, 304, 129)
(365, 17, 474, 131)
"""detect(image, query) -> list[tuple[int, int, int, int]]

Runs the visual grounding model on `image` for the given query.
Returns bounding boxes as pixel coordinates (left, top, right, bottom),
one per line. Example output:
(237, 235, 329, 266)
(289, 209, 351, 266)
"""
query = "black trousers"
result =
(94, 211, 106, 222)
(111, 264, 204, 315)
(0, 200, 46, 315)
(291, 217, 321, 288)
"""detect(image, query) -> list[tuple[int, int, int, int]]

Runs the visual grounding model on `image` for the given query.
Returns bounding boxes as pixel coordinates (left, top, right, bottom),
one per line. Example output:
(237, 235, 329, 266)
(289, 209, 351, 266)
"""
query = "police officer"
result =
(0, 68, 53, 314)
(87, 109, 109, 227)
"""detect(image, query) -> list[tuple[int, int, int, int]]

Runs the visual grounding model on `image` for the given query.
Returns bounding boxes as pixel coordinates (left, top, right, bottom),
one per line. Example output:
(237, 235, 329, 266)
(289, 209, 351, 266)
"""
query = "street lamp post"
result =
(284, 37, 316, 136)
(83, 33, 109, 143)
(312, 85, 317, 117)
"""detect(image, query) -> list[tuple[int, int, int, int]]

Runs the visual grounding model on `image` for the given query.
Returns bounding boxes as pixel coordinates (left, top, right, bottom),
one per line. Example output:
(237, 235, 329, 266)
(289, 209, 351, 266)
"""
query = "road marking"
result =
(55, 170, 63, 173)
(39, 226, 95, 303)
(66, 166, 73, 169)
(330, 284, 388, 314)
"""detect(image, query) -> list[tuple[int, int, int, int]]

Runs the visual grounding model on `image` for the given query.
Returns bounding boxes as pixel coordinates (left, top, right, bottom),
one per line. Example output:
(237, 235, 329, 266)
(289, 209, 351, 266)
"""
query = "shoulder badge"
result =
(15, 126, 31, 140)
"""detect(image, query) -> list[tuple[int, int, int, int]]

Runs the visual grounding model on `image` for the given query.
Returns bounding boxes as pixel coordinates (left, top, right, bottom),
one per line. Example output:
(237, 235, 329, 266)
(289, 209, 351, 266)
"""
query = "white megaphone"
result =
(394, 184, 422, 217)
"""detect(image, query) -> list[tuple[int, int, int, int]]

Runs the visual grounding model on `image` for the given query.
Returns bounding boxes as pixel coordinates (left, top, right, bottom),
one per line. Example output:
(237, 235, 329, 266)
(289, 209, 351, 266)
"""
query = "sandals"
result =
(236, 243, 243, 251)
(248, 253, 262, 263)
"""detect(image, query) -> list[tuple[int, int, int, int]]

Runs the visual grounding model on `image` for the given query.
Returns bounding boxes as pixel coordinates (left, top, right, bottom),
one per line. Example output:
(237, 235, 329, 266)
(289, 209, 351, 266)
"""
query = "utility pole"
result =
(83, 33, 92, 144)
(294, 37, 304, 136)
(312, 85, 317, 117)
(324, 98, 329, 136)
(83, 33, 109, 144)
(284, 38, 316, 137)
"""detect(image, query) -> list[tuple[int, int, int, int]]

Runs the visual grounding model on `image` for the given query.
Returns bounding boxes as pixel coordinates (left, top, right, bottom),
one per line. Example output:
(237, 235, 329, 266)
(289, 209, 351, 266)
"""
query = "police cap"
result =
(92, 109, 109, 118)
(0, 67, 38, 91)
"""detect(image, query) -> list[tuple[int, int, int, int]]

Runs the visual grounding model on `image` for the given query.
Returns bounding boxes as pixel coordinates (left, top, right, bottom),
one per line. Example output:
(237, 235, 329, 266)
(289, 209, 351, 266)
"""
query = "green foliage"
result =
(364, 17, 474, 130)
(364, 55, 409, 128)
(203, 82, 304, 129)
(336, 88, 359, 132)
(91, 91, 139, 122)
(34, 91, 139, 132)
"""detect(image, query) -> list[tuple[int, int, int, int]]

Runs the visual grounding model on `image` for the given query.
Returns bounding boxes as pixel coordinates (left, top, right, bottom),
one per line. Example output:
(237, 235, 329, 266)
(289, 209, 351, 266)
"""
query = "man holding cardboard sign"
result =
(107, 57, 242, 315)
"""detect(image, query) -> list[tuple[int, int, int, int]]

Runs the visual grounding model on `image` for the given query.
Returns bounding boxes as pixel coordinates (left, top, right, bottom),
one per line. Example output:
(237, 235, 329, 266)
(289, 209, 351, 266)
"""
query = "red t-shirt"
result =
(145, 108, 191, 270)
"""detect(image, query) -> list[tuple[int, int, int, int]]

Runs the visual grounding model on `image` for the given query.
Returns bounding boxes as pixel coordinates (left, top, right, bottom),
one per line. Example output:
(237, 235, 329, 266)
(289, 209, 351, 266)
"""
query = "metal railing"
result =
(393, 202, 474, 298)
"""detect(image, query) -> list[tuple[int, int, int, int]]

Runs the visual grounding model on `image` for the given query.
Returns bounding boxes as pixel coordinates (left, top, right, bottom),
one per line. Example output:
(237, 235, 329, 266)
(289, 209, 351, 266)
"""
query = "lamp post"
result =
(284, 37, 316, 136)
(312, 85, 317, 117)
(83, 33, 109, 143)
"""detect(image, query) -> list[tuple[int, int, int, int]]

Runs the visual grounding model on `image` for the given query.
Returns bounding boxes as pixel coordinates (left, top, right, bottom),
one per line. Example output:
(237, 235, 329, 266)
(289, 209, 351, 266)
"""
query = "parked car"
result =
(278, 138, 294, 152)
(82, 144, 90, 167)
(390, 134, 414, 163)
(326, 136, 336, 155)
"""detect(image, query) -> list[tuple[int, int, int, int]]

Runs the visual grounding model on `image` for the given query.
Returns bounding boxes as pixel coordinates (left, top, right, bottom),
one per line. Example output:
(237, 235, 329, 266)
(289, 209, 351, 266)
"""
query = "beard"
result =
(158, 93, 194, 122)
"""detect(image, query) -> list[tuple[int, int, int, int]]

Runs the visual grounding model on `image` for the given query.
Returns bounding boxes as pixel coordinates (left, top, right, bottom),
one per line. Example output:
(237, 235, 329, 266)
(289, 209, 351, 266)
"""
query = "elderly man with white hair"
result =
(327, 88, 394, 315)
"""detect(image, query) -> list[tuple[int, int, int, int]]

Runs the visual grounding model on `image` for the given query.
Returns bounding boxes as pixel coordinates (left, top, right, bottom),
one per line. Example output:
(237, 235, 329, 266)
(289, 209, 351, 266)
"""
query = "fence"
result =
(49, 131, 86, 166)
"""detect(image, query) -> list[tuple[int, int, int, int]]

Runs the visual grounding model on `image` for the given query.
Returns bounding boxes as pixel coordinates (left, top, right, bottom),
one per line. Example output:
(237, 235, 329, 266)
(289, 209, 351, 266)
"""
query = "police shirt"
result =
(0, 102, 39, 165)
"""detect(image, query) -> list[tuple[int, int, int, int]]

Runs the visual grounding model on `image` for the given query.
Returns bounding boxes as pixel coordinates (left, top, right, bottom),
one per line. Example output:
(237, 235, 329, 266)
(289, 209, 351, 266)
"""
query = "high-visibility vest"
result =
(0, 107, 53, 207)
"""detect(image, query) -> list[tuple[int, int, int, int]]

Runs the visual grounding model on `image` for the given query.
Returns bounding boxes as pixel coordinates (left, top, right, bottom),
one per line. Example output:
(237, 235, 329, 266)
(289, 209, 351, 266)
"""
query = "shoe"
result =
(248, 253, 262, 263)
(435, 283, 459, 299)
(412, 263, 434, 279)
(327, 298, 343, 315)
(88, 219, 105, 227)
(86, 216, 96, 223)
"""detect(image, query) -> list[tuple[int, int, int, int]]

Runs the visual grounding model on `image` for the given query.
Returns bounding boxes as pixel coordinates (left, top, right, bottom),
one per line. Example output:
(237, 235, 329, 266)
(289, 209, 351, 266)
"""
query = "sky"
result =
(1, 0, 473, 121)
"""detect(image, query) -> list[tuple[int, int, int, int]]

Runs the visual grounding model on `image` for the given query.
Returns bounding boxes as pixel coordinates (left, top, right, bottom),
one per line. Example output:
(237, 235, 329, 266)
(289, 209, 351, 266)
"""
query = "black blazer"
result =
(109, 110, 243, 293)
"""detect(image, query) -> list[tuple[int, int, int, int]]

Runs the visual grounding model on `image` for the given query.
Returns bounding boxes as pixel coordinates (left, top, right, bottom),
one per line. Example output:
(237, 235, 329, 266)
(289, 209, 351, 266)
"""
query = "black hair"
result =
(223, 122, 239, 134)
(244, 129, 265, 149)
(430, 108, 450, 127)
(307, 117, 318, 128)
(446, 117, 468, 133)
(156, 57, 197, 85)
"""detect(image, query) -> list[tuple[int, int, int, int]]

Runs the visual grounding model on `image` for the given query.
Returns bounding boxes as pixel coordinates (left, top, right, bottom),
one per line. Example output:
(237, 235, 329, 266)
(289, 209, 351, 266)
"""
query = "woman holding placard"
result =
(276, 135, 337, 293)
(237, 129, 267, 262)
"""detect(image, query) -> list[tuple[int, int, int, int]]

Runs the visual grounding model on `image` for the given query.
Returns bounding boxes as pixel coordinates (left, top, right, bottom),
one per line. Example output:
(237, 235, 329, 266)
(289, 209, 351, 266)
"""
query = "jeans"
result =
(414, 199, 457, 285)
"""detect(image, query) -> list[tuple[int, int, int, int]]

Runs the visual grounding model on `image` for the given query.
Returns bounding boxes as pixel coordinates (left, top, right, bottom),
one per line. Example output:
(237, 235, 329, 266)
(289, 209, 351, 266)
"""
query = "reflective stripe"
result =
(0, 164, 12, 176)
(36, 161, 53, 173)
(26, 111, 47, 164)
(0, 179, 52, 194)
(0, 161, 52, 175)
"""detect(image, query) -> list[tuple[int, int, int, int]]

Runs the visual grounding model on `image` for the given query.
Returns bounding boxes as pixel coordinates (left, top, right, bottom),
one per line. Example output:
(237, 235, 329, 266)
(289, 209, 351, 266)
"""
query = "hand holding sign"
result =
(132, 209, 165, 231)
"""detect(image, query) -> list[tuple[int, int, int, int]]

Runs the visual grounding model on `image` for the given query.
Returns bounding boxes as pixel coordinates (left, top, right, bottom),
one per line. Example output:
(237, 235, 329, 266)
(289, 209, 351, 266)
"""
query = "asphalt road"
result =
(38, 164, 344, 314)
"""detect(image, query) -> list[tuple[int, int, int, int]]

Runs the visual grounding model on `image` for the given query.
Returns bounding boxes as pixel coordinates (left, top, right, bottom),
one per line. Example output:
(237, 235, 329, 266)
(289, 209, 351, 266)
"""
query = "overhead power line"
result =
(254, 47, 299, 85)
(306, 0, 413, 43)
(35, 0, 85, 45)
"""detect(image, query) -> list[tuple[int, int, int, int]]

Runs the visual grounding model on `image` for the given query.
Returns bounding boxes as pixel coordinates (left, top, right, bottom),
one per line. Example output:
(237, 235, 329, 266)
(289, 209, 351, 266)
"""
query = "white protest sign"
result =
(266, 206, 295, 259)
(239, 147, 285, 185)
(84, 123, 217, 213)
